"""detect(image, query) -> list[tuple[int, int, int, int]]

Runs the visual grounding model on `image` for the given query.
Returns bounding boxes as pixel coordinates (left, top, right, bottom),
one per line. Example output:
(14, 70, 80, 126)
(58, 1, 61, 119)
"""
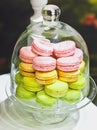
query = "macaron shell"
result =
(45, 80, 68, 98)
(35, 70, 57, 80)
(36, 90, 57, 107)
(36, 77, 57, 85)
(19, 70, 35, 77)
(58, 69, 80, 78)
(59, 76, 78, 83)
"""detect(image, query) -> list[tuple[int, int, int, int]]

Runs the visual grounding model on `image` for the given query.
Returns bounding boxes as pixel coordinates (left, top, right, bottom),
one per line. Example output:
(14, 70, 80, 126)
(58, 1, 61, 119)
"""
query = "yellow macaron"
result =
(79, 60, 85, 72)
(19, 62, 35, 73)
(35, 70, 58, 85)
(58, 69, 80, 82)
(19, 62, 35, 77)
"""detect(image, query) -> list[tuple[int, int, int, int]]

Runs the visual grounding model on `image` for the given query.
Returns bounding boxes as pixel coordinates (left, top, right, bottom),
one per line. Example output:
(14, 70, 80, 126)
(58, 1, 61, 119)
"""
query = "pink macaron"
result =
(32, 38, 53, 56)
(57, 56, 80, 72)
(19, 46, 37, 63)
(33, 56, 56, 71)
(53, 40, 76, 58)
(74, 48, 83, 62)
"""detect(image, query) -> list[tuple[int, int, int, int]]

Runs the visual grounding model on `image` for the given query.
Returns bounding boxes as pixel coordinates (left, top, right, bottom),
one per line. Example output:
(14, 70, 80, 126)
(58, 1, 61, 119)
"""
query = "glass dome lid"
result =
(8, 4, 96, 124)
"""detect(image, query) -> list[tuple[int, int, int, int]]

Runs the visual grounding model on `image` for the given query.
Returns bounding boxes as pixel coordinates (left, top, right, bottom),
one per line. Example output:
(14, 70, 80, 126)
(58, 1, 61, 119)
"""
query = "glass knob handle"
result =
(42, 4, 61, 22)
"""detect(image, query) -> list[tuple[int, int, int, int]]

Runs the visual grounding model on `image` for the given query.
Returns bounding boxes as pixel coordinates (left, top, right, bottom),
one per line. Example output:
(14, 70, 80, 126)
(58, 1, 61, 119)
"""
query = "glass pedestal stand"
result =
(0, 76, 96, 130)
(0, 98, 80, 130)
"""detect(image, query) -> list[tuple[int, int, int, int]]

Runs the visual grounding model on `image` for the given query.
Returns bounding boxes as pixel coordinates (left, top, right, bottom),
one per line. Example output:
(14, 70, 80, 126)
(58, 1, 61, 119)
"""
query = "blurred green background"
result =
(0, 0, 97, 103)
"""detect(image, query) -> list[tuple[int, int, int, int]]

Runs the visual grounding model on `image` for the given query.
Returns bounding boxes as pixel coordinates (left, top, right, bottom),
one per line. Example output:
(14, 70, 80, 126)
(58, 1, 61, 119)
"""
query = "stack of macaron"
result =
(19, 46, 37, 77)
(15, 38, 86, 107)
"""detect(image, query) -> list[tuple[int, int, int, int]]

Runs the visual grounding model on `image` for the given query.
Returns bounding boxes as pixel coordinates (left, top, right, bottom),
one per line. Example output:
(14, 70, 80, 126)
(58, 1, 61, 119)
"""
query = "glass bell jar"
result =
(7, 4, 97, 125)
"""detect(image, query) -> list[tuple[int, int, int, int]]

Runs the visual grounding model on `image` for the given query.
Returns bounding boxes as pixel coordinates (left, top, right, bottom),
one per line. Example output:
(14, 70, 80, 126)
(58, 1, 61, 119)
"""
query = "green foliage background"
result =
(48, 0, 97, 25)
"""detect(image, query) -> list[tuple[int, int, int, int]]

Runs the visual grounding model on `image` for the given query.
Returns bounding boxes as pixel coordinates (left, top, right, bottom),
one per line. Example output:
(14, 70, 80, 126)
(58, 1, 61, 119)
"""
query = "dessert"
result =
(23, 77, 43, 92)
(19, 46, 37, 63)
(79, 60, 85, 72)
(35, 70, 57, 85)
(32, 38, 53, 56)
(74, 48, 83, 62)
(45, 80, 68, 98)
(58, 69, 80, 82)
(15, 72, 23, 84)
(57, 56, 80, 72)
(53, 40, 76, 58)
(32, 56, 56, 72)
(69, 74, 86, 89)
(19, 62, 35, 73)
(15, 38, 86, 106)
(60, 89, 81, 103)
(16, 85, 36, 100)
(36, 90, 57, 107)
(19, 62, 35, 77)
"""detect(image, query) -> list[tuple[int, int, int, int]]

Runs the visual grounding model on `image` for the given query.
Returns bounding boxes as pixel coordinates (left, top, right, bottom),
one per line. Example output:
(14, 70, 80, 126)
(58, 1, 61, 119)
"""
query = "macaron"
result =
(79, 60, 85, 72)
(53, 40, 76, 58)
(57, 56, 80, 72)
(69, 74, 86, 89)
(23, 77, 43, 92)
(15, 72, 23, 84)
(35, 70, 57, 85)
(33, 56, 56, 72)
(58, 69, 80, 82)
(36, 90, 57, 107)
(32, 38, 53, 56)
(74, 48, 83, 62)
(19, 46, 37, 63)
(16, 85, 36, 100)
(45, 80, 68, 98)
(19, 62, 35, 73)
(60, 89, 81, 103)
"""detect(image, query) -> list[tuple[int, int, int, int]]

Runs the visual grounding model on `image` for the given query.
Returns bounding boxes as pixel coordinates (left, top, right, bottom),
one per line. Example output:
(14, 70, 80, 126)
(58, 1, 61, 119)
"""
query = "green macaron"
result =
(60, 89, 81, 103)
(45, 80, 68, 98)
(36, 90, 57, 107)
(16, 85, 36, 100)
(69, 74, 86, 90)
(15, 72, 23, 84)
(23, 77, 44, 92)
